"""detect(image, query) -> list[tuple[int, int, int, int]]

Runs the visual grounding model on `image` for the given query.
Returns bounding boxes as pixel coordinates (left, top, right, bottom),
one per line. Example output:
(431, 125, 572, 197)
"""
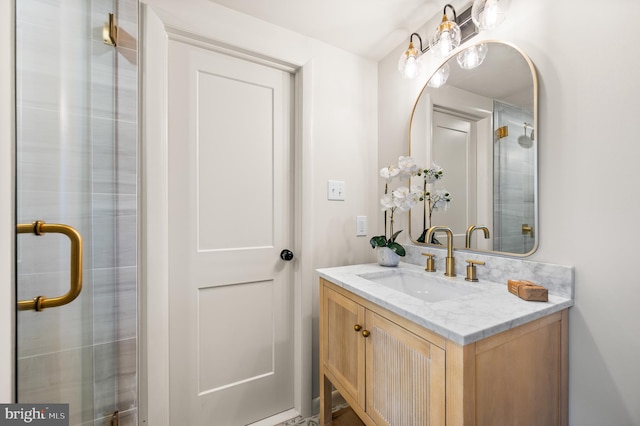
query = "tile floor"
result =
(276, 414, 321, 426)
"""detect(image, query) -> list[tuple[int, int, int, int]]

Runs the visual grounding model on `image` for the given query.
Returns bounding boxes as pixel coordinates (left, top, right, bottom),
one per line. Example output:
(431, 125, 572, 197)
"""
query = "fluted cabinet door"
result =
(365, 311, 445, 426)
(323, 287, 366, 408)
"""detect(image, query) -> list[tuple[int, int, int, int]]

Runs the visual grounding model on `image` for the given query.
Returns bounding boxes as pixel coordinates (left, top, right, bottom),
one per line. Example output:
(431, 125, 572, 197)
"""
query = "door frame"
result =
(0, 0, 15, 403)
(140, 5, 313, 424)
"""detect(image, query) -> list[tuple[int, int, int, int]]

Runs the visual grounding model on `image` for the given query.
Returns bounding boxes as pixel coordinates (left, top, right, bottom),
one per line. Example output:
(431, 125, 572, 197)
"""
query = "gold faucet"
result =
(421, 252, 436, 272)
(465, 225, 490, 249)
(426, 226, 456, 277)
(465, 259, 485, 282)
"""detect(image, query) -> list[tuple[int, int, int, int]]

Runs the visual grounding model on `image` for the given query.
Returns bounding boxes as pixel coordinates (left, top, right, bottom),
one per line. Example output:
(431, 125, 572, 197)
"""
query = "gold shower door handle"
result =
(16, 221, 83, 311)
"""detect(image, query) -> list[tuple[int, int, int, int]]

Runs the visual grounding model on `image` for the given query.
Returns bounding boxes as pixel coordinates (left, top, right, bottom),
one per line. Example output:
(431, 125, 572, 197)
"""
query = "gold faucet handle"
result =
(465, 259, 485, 282)
(422, 253, 436, 272)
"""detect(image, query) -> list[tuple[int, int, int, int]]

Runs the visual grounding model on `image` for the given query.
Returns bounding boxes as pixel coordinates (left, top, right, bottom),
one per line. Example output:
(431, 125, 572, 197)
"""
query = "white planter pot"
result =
(376, 246, 400, 267)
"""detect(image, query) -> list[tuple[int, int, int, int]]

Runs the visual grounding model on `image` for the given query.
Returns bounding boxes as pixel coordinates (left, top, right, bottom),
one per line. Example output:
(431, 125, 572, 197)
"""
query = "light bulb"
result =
(403, 56, 418, 79)
(456, 43, 488, 70)
(430, 14, 461, 59)
(428, 63, 450, 88)
(438, 31, 453, 55)
(483, 2, 502, 28)
(398, 41, 422, 79)
(472, 0, 510, 30)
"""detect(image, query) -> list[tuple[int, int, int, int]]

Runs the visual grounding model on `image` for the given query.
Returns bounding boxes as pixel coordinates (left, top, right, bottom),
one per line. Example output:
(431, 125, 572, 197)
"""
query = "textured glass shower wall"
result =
(493, 100, 535, 254)
(15, 1, 138, 424)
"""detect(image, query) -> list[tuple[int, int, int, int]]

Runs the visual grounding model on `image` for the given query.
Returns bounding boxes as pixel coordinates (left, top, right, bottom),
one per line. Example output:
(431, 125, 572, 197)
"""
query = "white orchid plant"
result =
(417, 163, 452, 243)
(370, 156, 428, 256)
(370, 157, 453, 254)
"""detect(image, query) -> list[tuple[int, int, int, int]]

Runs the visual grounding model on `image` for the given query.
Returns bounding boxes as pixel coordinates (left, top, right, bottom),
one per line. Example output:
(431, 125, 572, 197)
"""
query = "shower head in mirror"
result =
(518, 123, 534, 149)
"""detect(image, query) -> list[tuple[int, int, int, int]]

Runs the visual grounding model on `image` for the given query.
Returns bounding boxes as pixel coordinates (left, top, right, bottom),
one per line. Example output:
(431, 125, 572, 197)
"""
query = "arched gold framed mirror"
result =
(408, 40, 538, 256)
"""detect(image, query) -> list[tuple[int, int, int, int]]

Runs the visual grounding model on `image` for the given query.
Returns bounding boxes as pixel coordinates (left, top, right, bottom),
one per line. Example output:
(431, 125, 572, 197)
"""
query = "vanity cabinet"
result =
(321, 282, 445, 425)
(319, 278, 568, 426)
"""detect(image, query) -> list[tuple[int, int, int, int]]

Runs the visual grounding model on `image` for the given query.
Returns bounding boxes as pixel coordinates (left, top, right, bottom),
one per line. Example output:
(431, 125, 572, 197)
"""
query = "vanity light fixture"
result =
(398, 3, 478, 79)
(430, 4, 462, 58)
(397, 34, 424, 79)
(471, 0, 511, 30)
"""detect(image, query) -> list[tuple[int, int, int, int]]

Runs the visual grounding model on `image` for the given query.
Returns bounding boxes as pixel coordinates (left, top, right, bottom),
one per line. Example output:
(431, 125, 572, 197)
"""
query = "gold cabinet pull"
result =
(362, 330, 371, 338)
(354, 324, 362, 332)
(17, 221, 83, 312)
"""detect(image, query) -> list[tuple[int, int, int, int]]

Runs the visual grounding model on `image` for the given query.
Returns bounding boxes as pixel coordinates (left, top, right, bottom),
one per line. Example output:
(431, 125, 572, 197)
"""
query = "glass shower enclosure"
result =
(493, 100, 535, 254)
(15, 1, 138, 424)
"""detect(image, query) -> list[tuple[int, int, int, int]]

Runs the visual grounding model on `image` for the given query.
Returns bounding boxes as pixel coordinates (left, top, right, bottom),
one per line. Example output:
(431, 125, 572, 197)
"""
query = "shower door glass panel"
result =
(493, 100, 535, 254)
(15, 1, 138, 425)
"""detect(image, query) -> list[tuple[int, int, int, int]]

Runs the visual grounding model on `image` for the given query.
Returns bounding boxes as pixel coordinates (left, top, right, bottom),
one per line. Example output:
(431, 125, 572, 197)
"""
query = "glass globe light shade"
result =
(456, 43, 488, 70)
(427, 63, 450, 88)
(430, 16, 461, 58)
(398, 41, 422, 79)
(472, 0, 511, 30)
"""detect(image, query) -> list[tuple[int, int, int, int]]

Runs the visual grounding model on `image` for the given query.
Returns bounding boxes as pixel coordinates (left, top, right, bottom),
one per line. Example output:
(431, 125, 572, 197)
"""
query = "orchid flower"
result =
(423, 163, 444, 183)
(432, 189, 452, 210)
(398, 156, 420, 179)
(380, 194, 395, 211)
(379, 165, 400, 182)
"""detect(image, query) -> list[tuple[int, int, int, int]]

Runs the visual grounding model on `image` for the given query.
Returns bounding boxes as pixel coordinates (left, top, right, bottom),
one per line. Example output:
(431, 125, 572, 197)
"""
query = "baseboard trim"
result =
(247, 409, 300, 426)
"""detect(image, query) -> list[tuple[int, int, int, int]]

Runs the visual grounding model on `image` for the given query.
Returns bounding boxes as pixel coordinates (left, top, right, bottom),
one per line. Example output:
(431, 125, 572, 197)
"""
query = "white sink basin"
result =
(358, 269, 484, 303)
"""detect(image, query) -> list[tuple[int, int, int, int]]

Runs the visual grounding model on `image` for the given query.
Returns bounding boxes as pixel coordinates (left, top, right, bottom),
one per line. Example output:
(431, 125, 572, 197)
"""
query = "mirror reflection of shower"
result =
(493, 100, 535, 253)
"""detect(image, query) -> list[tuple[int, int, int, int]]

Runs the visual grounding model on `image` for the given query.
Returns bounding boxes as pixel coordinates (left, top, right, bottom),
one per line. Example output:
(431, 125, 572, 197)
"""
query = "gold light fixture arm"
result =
(103, 13, 118, 46)
(16, 221, 83, 312)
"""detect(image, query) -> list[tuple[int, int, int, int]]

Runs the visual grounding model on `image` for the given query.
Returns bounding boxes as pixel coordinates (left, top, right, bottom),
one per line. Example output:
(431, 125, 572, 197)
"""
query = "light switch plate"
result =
(327, 180, 345, 201)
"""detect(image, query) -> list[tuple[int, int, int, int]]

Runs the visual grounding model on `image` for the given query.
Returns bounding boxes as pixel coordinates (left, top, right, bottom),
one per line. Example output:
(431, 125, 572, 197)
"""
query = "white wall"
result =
(379, 0, 640, 424)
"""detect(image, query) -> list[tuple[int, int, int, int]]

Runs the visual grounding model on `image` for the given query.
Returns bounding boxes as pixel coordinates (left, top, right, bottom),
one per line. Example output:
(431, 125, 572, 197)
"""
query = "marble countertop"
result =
(317, 262, 574, 346)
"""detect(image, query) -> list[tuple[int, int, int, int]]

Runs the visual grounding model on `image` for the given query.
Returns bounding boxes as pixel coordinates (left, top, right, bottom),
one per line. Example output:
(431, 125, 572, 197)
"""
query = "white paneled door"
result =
(167, 39, 294, 425)
(431, 111, 476, 248)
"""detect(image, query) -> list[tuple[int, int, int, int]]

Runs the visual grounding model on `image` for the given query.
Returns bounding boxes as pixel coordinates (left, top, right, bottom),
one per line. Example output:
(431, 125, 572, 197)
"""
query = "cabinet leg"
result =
(320, 374, 332, 425)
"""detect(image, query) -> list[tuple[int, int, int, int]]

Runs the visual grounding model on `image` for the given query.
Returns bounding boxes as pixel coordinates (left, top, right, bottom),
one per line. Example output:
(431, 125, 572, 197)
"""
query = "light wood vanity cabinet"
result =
(321, 282, 445, 425)
(322, 283, 366, 410)
(320, 278, 568, 426)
